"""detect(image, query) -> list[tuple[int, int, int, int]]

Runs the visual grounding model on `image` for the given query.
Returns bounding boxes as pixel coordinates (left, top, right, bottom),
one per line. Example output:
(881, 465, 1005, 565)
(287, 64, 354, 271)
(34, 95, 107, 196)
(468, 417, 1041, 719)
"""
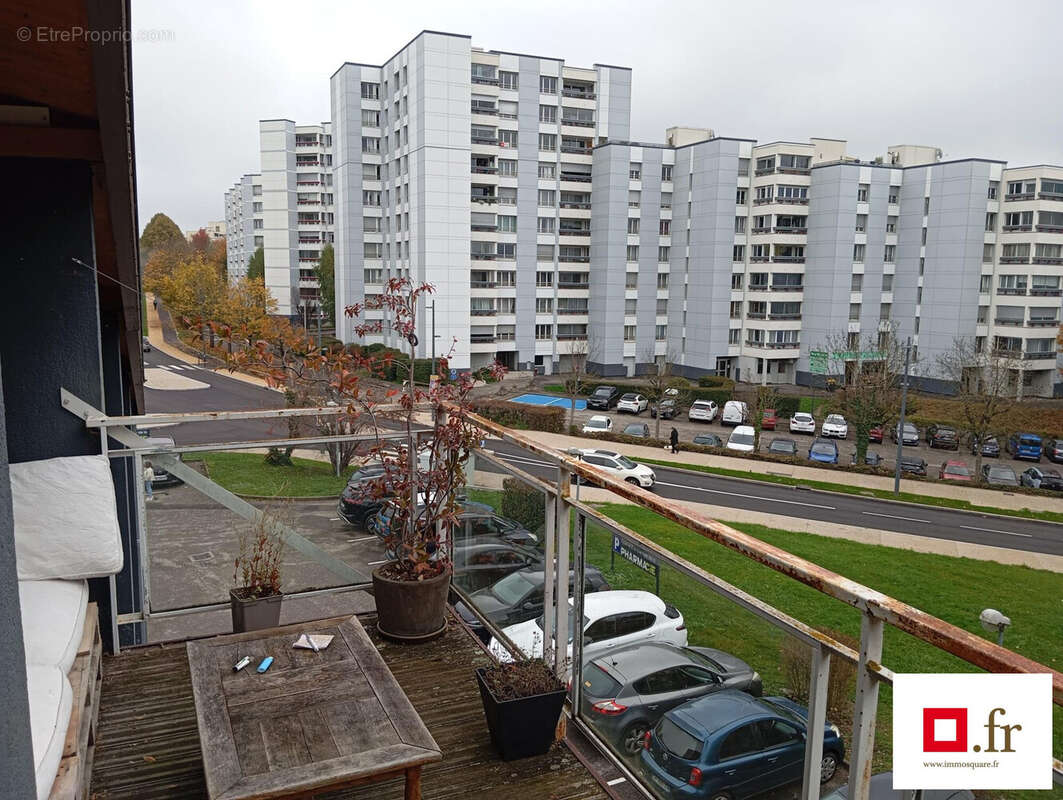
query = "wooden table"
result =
(187, 615, 441, 800)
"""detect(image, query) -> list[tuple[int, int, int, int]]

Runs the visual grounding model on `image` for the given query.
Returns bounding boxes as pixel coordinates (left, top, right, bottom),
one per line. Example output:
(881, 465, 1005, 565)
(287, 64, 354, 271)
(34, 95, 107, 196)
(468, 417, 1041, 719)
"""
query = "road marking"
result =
(491, 452, 554, 469)
(959, 524, 1032, 538)
(368, 559, 388, 565)
(607, 777, 627, 786)
(654, 481, 835, 510)
(862, 511, 930, 524)
(347, 536, 378, 543)
(329, 517, 340, 521)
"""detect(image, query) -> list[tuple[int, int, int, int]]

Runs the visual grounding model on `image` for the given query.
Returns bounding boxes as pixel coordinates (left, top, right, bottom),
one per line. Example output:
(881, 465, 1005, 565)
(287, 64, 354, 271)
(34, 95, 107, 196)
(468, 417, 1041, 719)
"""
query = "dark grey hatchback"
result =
(581, 642, 761, 757)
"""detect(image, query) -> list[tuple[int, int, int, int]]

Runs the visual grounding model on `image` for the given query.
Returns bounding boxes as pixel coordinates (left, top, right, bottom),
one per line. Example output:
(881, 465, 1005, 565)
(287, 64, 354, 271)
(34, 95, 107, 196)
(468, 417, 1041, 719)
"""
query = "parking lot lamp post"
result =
(893, 337, 911, 495)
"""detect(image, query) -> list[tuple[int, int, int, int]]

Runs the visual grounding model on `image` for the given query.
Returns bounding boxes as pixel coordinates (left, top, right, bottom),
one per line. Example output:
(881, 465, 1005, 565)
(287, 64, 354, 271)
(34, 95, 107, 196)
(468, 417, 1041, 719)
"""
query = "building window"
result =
(537, 216, 555, 233)
(539, 75, 557, 94)
(857, 184, 869, 202)
(625, 299, 637, 314)
(627, 218, 640, 235)
(849, 303, 861, 321)
(497, 271, 515, 287)
(658, 246, 670, 262)
(361, 82, 379, 99)
(498, 159, 517, 177)
(498, 215, 517, 233)
(537, 244, 555, 261)
(661, 165, 673, 182)
(498, 70, 518, 90)
(882, 274, 893, 291)
(980, 274, 992, 293)
(886, 216, 897, 233)
(653, 325, 665, 341)
(538, 189, 556, 207)
(733, 245, 745, 262)
(985, 212, 997, 231)
(1004, 210, 1034, 229)
(657, 273, 669, 289)
(253, 236, 263, 247)
(659, 219, 671, 235)
(537, 162, 555, 179)
(853, 244, 865, 262)
(629, 163, 642, 180)
(497, 129, 518, 148)
(535, 324, 552, 340)
(361, 137, 380, 153)
(660, 192, 672, 209)
(626, 245, 639, 261)
(364, 268, 383, 284)
(987, 181, 999, 199)
(734, 216, 746, 233)
(536, 297, 553, 314)
(625, 272, 638, 288)
(884, 245, 896, 263)
(731, 273, 743, 290)
(735, 188, 747, 205)
(623, 325, 636, 341)
(855, 214, 866, 232)
(879, 303, 891, 320)
(538, 133, 556, 152)
(536, 271, 553, 287)
(539, 104, 557, 123)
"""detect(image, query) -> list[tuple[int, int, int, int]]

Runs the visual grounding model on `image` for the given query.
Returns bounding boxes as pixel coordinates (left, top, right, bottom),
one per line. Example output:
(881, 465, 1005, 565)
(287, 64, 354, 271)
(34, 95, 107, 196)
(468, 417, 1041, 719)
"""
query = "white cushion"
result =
(11, 455, 124, 580)
(20, 580, 88, 673)
(27, 664, 73, 800)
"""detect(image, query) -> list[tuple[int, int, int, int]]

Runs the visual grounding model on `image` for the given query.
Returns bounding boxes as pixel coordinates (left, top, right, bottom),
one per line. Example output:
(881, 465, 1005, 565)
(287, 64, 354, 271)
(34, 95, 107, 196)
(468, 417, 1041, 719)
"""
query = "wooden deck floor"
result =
(89, 612, 609, 800)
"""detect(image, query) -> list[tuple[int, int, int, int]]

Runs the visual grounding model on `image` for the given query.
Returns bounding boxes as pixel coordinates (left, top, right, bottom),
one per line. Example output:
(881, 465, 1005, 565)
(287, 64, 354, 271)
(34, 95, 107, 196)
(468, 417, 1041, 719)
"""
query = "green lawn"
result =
(634, 456, 1063, 524)
(466, 485, 1062, 796)
(198, 451, 351, 497)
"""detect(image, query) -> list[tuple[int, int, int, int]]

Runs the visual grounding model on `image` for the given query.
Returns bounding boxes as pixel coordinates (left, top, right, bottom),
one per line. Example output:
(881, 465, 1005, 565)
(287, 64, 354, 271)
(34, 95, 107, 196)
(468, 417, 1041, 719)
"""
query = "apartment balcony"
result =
(746, 311, 766, 320)
(296, 160, 321, 168)
(1027, 318, 1060, 328)
(559, 200, 591, 210)
(748, 284, 769, 292)
(751, 227, 771, 235)
(773, 226, 808, 234)
(296, 179, 321, 186)
(754, 167, 775, 176)
(556, 332, 588, 340)
(559, 172, 592, 183)
(993, 318, 1024, 326)
(1001, 225, 1033, 233)
(469, 280, 497, 288)
(1004, 192, 1035, 201)
(471, 75, 499, 86)
(296, 199, 321, 206)
(470, 223, 497, 232)
(771, 284, 804, 292)
(559, 229, 590, 238)
(1037, 224, 1063, 233)
(470, 333, 496, 344)
(471, 133, 498, 146)
(298, 236, 321, 243)
(996, 287, 1028, 296)
(1024, 350, 1058, 362)
(470, 308, 497, 317)
(471, 104, 498, 116)
(1030, 287, 1063, 296)
(1033, 256, 1063, 265)
(471, 196, 498, 205)
(560, 117, 595, 128)
(749, 256, 770, 264)
(745, 339, 800, 350)
(777, 167, 812, 176)
(560, 145, 593, 156)
(772, 256, 805, 264)
(1039, 191, 1063, 201)
(561, 88, 596, 100)
(558, 255, 590, 263)
(557, 281, 590, 290)
(769, 313, 802, 321)
(557, 308, 589, 315)
(774, 196, 809, 206)
(471, 166, 498, 175)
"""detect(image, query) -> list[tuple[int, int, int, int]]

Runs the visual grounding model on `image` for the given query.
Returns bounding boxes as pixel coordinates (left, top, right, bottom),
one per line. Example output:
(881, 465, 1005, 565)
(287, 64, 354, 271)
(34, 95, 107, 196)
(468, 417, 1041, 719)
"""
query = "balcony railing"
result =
(772, 256, 805, 263)
(469, 308, 497, 316)
(471, 105, 498, 115)
(778, 166, 812, 175)
(746, 339, 800, 349)
(561, 118, 594, 128)
(775, 196, 809, 205)
(470, 333, 496, 343)
(559, 229, 590, 237)
(771, 283, 804, 291)
(746, 311, 766, 319)
(1036, 224, 1063, 233)
(754, 167, 775, 176)
(1028, 318, 1060, 327)
(471, 75, 499, 85)
(561, 88, 595, 100)
(769, 313, 803, 320)
(557, 281, 589, 290)
(749, 256, 770, 264)
(751, 227, 771, 235)
(556, 332, 588, 340)
(558, 255, 589, 263)
(993, 318, 1024, 326)
(471, 134, 498, 145)
(1004, 192, 1035, 201)
(471, 166, 498, 174)
(470, 223, 497, 232)
(557, 307, 589, 315)
(470, 252, 496, 261)
(1033, 256, 1063, 265)
(469, 280, 496, 288)
(559, 173, 592, 183)
(1000, 256, 1030, 264)
(560, 201, 591, 209)
(997, 287, 1028, 295)
(748, 283, 769, 291)
(560, 145, 592, 155)
(1031, 287, 1062, 296)
(471, 196, 498, 204)
(1001, 224, 1033, 233)
(774, 226, 808, 234)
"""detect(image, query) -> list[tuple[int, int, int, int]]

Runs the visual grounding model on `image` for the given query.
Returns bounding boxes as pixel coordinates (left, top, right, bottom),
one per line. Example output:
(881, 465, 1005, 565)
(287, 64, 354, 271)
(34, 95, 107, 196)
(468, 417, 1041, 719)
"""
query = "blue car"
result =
(808, 438, 839, 465)
(639, 689, 844, 799)
(1007, 432, 1042, 462)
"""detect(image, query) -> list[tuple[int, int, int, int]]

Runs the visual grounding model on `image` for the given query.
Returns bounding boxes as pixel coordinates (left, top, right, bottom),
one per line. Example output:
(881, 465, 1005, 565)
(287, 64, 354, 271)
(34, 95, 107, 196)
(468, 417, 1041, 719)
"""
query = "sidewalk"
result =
(508, 429, 1063, 515)
(145, 292, 280, 393)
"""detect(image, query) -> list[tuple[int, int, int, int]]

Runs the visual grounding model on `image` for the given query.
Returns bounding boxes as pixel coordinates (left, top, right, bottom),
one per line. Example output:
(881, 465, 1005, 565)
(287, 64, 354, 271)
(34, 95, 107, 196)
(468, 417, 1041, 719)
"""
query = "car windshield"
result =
(989, 467, 1015, 480)
(811, 442, 836, 456)
(694, 436, 718, 445)
(1019, 436, 1040, 446)
(770, 441, 794, 452)
(620, 394, 637, 401)
(583, 663, 622, 698)
(758, 698, 803, 724)
(692, 401, 712, 409)
(1044, 470, 1061, 479)
(586, 418, 608, 428)
(593, 387, 614, 397)
(730, 432, 754, 446)
(624, 425, 645, 435)
(944, 464, 970, 476)
(826, 415, 844, 424)
(535, 607, 588, 643)
(490, 571, 538, 606)
(616, 455, 638, 469)
(683, 648, 724, 673)
(794, 414, 811, 422)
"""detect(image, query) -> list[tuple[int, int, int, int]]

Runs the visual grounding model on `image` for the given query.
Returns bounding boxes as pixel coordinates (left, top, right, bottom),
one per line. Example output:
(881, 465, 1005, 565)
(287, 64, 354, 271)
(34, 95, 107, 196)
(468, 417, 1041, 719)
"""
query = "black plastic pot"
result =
(475, 666, 566, 760)
(229, 589, 283, 633)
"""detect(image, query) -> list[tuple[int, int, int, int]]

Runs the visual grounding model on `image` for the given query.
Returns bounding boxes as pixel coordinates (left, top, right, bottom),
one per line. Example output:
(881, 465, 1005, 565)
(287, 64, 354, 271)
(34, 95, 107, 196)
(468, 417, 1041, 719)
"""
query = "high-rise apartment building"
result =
(224, 173, 261, 281)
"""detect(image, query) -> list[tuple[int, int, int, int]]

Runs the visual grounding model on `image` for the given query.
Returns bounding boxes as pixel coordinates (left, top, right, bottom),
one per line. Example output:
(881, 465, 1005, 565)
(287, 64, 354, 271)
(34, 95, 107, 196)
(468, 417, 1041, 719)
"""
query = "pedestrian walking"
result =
(152, 296, 158, 310)
(143, 461, 155, 501)
(669, 427, 679, 454)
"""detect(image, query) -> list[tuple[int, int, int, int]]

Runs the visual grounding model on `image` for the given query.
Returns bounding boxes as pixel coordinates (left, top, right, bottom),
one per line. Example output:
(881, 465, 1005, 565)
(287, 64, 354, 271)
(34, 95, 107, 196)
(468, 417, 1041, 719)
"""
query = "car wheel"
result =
(625, 477, 640, 486)
(709, 793, 731, 800)
(621, 721, 649, 755)
(820, 751, 839, 783)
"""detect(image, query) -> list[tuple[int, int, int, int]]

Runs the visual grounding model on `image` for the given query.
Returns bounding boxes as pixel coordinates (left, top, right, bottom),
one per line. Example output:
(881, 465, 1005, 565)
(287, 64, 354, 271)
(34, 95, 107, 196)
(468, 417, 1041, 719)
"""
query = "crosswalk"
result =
(152, 363, 202, 372)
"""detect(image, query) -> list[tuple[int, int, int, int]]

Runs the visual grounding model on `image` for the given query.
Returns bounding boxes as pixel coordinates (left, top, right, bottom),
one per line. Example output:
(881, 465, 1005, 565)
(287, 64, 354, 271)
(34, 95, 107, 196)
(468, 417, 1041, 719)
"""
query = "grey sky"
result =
(131, 0, 1063, 233)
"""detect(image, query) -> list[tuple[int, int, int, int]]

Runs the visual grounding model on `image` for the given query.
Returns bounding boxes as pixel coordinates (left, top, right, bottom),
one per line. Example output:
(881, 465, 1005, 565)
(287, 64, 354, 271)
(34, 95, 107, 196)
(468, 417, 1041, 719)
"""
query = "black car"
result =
(452, 541, 545, 593)
(623, 422, 650, 438)
(336, 462, 388, 526)
(981, 463, 1019, 487)
(971, 435, 1001, 458)
(768, 438, 798, 457)
(851, 450, 883, 466)
(587, 385, 621, 410)
(899, 455, 927, 476)
(581, 642, 761, 756)
(926, 424, 959, 450)
(650, 398, 678, 419)
(692, 433, 723, 448)
(1020, 466, 1063, 491)
(454, 566, 610, 643)
(369, 500, 538, 549)
(1044, 438, 1063, 464)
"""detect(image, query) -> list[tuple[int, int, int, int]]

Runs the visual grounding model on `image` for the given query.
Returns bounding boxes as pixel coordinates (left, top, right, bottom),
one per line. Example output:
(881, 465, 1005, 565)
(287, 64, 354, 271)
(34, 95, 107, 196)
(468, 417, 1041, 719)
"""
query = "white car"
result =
(616, 393, 648, 414)
(488, 590, 687, 666)
(576, 449, 655, 488)
(821, 414, 848, 439)
(789, 412, 816, 435)
(687, 400, 719, 423)
(726, 425, 756, 453)
(581, 415, 613, 435)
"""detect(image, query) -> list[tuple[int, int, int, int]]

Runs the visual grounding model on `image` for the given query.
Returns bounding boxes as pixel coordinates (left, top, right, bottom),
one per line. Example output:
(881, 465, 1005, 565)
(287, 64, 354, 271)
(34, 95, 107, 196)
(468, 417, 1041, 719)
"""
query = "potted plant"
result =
(230, 513, 285, 633)
(475, 659, 566, 760)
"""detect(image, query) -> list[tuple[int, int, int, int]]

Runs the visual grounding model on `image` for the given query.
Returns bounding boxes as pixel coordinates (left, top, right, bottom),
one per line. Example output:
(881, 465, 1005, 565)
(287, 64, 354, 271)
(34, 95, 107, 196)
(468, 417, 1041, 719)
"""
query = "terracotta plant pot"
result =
(229, 589, 283, 633)
(372, 563, 451, 642)
(475, 667, 566, 760)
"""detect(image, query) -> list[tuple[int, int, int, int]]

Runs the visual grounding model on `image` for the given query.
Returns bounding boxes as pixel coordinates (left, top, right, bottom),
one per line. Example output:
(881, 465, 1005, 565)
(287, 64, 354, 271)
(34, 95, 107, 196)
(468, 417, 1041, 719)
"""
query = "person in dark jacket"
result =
(669, 427, 679, 453)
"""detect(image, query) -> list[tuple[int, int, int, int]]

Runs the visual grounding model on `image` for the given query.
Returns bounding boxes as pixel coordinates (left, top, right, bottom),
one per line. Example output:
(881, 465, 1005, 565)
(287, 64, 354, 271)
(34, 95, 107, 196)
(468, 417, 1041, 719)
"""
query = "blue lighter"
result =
(256, 656, 274, 673)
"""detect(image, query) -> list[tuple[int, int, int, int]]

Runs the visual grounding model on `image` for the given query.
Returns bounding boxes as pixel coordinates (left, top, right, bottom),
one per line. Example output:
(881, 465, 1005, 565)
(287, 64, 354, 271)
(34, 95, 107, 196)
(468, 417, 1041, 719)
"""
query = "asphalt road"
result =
(142, 348, 1063, 557)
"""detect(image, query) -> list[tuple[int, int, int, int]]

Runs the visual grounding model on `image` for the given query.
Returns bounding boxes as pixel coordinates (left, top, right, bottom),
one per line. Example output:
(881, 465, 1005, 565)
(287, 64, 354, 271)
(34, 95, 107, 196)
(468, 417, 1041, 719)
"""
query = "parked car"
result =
(582, 415, 613, 435)
(623, 422, 651, 438)
(822, 772, 974, 800)
(651, 399, 679, 419)
(725, 425, 756, 453)
(336, 461, 388, 526)
(899, 455, 928, 476)
(981, 463, 1019, 487)
(1043, 438, 1063, 464)
(788, 412, 816, 435)
(587, 385, 621, 410)
(452, 541, 545, 593)
(850, 450, 882, 466)
(820, 414, 848, 439)
(720, 401, 749, 427)
(808, 438, 839, 465)
(454, 566, 610, 643)
(639, 689, 844, 800)
(617, 393, 649, 415)
(688, 400, 719, 423)
(768, 438, 797, 457)
(926, 424, 959, 450)
(761, 409, 778, 431)
(692, 433, 723, 448)
(144, 437, 183, 488)
(488, 590, 687, 665)
(971, 434, 1001, 458)
(938, 460, 973, 482)
(368, 500, 538, 548)
(581, 643, 761, 756)
(892, 422, 919, 446)
(142, 336, 151, 353)
(577, 449, 656, 488)
(1007, 432, 1043, 462)
(868, 423, 884, 443)
(1020, 466, 1063, 491)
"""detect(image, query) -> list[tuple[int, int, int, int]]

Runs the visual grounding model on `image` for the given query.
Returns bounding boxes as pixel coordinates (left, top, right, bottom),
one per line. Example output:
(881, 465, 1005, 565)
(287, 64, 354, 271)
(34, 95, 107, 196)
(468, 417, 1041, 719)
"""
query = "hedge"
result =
(689, 387, 733, 406)
(500, 478, 546, 533)
(697, 375, 735, 390)
(773, 396, 801, 417)
(470, 399, 565, 433)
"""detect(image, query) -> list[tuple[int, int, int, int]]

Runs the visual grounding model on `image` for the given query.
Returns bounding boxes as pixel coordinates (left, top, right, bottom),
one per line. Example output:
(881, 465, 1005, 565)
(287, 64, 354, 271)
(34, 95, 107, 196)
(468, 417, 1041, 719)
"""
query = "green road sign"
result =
(809, 350, 828, 374)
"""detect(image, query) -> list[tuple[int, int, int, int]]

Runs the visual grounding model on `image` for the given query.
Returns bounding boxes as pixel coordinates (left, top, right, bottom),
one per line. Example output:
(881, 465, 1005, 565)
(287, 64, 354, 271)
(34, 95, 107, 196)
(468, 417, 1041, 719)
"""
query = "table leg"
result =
(404, 765, 422, 800)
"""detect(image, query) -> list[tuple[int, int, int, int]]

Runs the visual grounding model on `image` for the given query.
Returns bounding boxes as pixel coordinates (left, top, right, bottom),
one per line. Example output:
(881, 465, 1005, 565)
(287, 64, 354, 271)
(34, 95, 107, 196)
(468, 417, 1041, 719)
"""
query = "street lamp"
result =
(979, 608, 1011, 646)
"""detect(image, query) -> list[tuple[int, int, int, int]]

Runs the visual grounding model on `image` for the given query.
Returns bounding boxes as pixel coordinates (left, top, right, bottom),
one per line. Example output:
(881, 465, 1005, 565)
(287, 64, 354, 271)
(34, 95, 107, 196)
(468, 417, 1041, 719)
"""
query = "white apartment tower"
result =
(330, 30, 631, 370)
(224, 173, 261, 281)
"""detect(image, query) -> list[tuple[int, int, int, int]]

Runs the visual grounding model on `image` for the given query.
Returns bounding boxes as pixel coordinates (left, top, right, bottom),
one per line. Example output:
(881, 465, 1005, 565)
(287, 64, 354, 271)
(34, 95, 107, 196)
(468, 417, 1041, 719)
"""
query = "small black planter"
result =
(475, 666, 566, 761)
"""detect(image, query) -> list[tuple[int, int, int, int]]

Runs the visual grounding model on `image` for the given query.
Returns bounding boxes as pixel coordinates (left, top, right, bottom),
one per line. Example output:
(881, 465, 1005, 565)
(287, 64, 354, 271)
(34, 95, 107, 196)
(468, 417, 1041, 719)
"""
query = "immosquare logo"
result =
(893, 674, 1052, 790)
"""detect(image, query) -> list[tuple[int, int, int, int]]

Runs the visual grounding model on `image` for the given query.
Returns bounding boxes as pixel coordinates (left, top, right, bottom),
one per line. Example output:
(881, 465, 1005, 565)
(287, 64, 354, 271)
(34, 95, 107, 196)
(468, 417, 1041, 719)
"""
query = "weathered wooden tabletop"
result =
(187, 615, 441, 800)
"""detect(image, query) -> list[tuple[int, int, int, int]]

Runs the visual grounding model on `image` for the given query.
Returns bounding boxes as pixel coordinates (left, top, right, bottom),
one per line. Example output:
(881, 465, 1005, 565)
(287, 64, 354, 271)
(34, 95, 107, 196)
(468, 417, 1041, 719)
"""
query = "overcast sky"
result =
(132, 0, 1063, 233)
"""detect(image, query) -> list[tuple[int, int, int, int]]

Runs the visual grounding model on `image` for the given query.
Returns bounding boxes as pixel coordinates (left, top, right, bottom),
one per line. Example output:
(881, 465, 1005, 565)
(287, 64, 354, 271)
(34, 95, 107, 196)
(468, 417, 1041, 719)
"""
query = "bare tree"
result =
(564, 330, 598, 428)
(936, 337, 1020, 480)
(640, 348, 691, 440)
(738, 383, 781, 451)
(820, 328, 908, 464)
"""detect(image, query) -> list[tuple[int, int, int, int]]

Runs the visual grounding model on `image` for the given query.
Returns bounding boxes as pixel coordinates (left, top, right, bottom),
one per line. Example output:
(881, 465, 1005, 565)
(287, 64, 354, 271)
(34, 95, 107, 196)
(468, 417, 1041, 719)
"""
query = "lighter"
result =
(233, 656, 252, 672)
(256, 656, 274, 673)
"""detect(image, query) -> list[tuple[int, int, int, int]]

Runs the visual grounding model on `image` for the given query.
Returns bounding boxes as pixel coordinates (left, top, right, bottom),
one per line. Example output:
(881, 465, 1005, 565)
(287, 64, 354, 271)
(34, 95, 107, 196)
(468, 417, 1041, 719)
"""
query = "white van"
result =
(720, 400, 749, 427)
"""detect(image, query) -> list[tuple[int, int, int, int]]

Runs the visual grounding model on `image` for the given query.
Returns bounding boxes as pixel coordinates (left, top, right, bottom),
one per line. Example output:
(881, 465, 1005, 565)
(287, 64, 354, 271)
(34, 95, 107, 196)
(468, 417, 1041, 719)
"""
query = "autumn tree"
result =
(148, 253, 227, 323)
(139, 212, 187, 262)
(247, 245, 264, 281)
(189, 228, 211, 254)
(315, 244, 336, 327)
(936, 337, 1020, 480)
